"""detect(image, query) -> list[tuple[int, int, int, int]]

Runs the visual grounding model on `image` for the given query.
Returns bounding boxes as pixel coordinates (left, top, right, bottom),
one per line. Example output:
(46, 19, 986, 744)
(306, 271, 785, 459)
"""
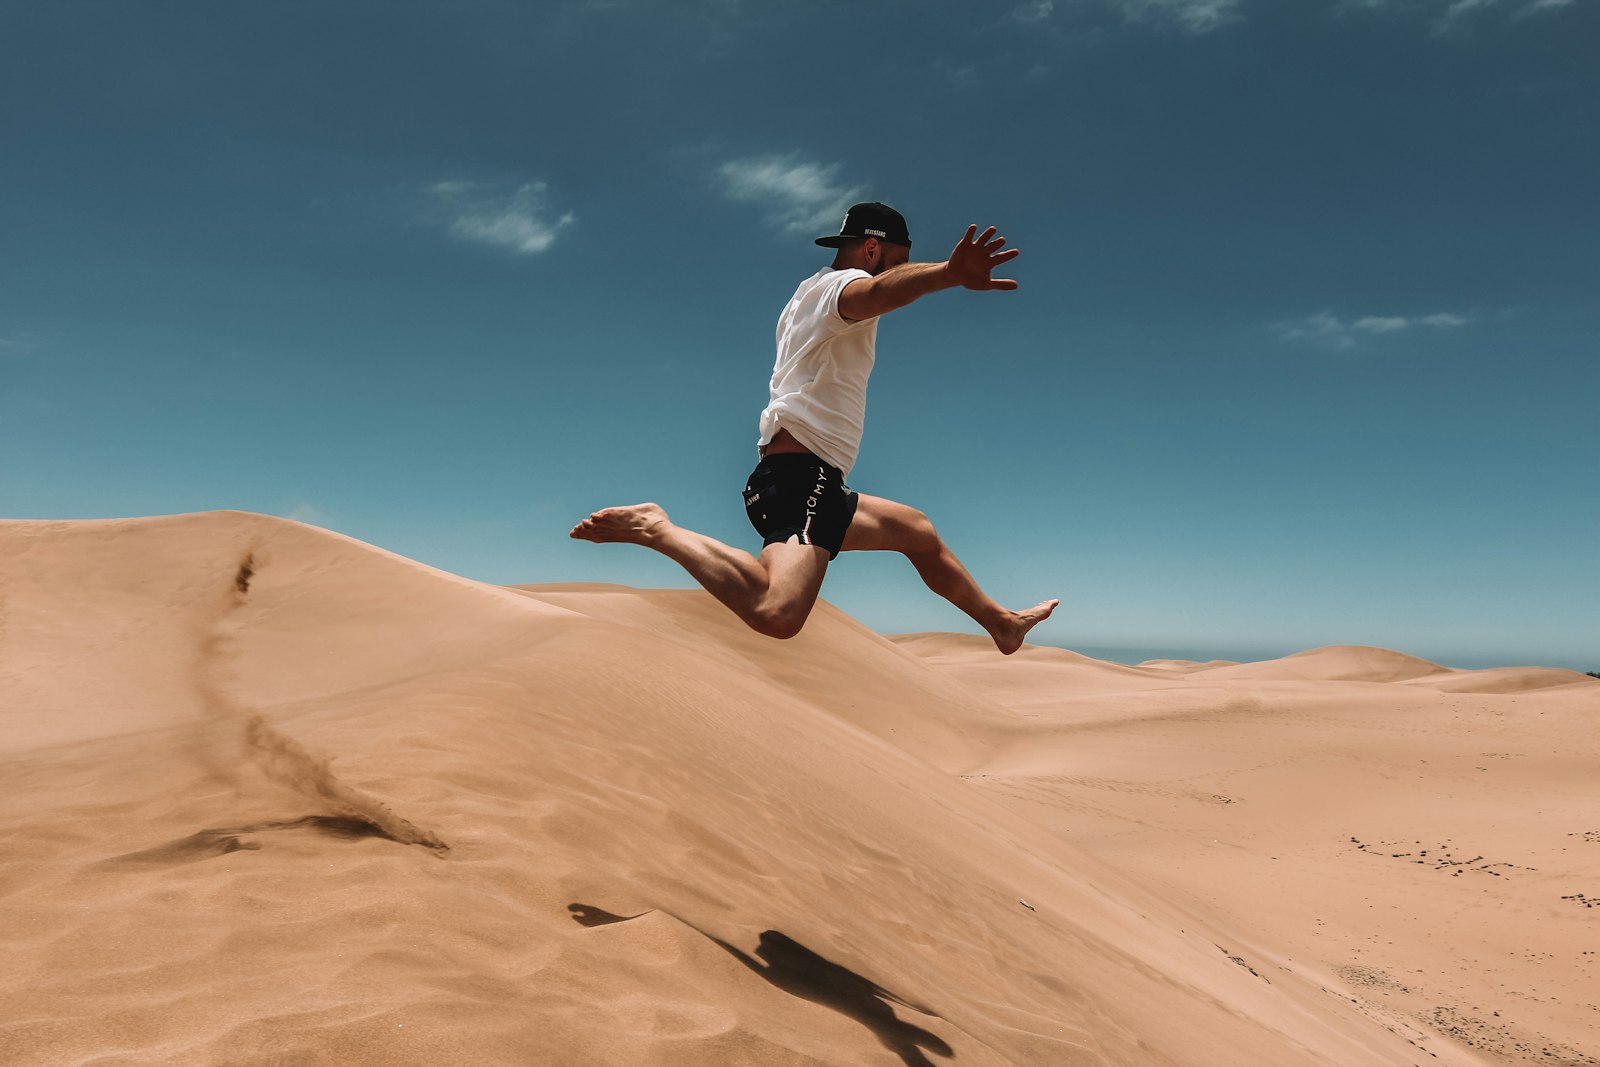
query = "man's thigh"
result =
(839, 494, 938, 555)
(758, 536, 832, 611)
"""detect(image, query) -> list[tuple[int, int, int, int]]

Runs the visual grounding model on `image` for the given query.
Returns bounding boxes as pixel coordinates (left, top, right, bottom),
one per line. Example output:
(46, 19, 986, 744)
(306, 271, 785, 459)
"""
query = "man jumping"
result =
(571, 201, 1057, 654)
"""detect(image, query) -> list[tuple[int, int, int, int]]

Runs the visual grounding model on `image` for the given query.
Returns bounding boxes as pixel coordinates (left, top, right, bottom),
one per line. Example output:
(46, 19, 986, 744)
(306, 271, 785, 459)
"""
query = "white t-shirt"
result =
(756, 267, 879, 475)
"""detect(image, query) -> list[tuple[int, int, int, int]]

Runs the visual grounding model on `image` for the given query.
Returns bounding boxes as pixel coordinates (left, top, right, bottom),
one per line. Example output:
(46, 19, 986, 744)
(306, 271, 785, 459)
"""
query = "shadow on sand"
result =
(710, 929, 953, 1066)
(568, 904, 951, 1066)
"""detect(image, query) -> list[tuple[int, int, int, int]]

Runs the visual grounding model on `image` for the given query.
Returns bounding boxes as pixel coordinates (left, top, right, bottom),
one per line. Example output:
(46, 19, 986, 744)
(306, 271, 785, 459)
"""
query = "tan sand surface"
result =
(1, 511, 1593, 1065)
(896, 636, 1599, 1067)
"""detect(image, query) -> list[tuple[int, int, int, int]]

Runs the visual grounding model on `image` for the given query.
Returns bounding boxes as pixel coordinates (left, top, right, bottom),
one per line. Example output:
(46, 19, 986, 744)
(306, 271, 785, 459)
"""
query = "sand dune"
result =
(1401, 666, 1593, 695)
(902, 644, 1599, 1067)
(1195, 644, 1451, 684)
(2, 512, 1594, 1066)
(1135, 659, 1242, 673)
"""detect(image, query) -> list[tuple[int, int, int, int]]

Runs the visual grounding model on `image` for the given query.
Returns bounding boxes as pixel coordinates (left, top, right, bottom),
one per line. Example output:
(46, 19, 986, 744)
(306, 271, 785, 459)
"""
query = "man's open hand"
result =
(945, 225, 1020, 291)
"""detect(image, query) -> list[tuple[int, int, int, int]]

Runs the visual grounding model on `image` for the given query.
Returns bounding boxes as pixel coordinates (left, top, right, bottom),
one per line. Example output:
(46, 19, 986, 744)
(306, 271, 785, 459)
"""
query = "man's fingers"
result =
(953, 225, 1020, 290)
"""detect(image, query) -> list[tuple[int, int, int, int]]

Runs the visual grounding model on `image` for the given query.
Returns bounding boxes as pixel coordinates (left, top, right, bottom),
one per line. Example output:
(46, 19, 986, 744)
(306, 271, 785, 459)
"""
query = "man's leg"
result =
(570, 503, 830, 639)
(841, 494, 1057, 655)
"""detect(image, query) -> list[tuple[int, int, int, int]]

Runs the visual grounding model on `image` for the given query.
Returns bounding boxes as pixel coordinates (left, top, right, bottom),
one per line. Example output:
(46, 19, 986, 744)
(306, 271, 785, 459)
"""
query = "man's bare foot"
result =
(988, 598, 1059, 656)
(569, 503, 671, 545)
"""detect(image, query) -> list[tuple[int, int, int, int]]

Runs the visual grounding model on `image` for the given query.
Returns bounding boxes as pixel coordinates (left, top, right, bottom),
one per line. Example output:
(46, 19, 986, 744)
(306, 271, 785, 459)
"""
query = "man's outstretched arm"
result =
(837, 225, 1020, 322)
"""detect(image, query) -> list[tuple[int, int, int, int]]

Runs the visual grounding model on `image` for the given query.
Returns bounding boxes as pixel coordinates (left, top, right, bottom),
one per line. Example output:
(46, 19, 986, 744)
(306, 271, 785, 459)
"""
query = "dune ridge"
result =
(1, 511, 1592, 1065)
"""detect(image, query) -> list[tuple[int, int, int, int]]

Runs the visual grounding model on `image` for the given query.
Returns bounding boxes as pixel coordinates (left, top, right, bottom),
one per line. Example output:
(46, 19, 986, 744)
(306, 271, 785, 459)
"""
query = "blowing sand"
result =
(1, 512, 1594, 1066)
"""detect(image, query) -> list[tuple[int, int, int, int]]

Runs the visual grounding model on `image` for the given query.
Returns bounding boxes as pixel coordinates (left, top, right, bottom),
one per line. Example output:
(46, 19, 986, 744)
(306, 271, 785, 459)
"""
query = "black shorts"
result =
(743, 454, 859, 560)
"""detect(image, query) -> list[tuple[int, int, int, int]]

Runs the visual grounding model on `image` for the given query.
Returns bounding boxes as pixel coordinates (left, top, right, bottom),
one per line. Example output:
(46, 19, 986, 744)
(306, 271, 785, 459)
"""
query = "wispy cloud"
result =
(428, 180, 575, 255)
(1113, 0, 1243, 33)
(0, 332, 41, 359)
(1351, 315, 1409, 334)
(714, 154, 863, 237)
(1015, 0, 1571, 37)
(1273, 310, 1471, 349)
(1428, 0, 1575, 33)
(1432, 0, 1497, 32)
(1009, 0, 1056, 24)
(1274, 311, 1360, 350)
(1512, 0, 1575, 17)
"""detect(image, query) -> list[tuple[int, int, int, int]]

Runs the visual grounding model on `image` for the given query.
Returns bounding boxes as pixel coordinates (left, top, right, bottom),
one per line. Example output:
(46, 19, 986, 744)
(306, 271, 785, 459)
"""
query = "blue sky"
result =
(3, 0, 1595, 669)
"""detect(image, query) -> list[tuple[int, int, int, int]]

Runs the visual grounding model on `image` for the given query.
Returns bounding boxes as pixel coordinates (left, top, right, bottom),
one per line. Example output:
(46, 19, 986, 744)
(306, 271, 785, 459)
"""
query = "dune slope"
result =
(896, 635, 1600, 1067)
(0, 513, 1548, 1065)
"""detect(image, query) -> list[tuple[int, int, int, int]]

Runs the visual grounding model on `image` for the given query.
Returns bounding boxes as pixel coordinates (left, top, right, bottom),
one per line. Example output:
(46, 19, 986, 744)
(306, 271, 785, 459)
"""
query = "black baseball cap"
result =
(815, 202, 912, 248)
